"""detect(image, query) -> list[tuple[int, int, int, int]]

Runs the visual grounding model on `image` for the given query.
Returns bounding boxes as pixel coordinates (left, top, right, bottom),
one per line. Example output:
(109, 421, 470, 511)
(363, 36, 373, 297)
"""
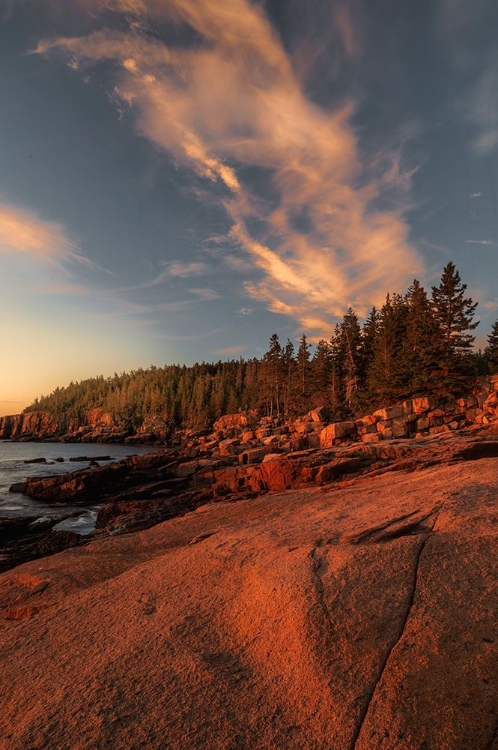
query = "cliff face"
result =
(0, 411, 59, 440)
(0, 408, 124, 442)
(0, 457, 496, 749)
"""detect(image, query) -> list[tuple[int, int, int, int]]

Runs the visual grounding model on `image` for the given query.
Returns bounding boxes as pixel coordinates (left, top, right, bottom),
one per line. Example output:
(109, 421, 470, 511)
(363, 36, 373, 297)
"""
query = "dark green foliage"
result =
(431, 262, 478, 373)
(336, 308, 362, 411)
(367, 293, 409, 403)
(403, 279, 443, 391)
(293, 334, 311, 413)
(311, 339, 332, 402)
(262, 334, 284, 417)
(485, 320, 498, 372)
(25, 263, 484, 425)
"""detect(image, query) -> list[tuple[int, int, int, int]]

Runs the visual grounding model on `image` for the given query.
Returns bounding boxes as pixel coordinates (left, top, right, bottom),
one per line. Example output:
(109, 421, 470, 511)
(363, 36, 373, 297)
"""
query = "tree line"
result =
(25, 263, 498, 430)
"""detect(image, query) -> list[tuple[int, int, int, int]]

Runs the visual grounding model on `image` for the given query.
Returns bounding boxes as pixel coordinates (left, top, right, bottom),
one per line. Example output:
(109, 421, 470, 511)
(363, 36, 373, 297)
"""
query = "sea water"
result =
(0, 441, 154, 535)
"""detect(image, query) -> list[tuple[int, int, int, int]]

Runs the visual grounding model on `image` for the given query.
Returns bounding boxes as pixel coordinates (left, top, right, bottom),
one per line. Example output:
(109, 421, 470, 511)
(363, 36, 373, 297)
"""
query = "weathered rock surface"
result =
(6, 428, 498, 571)
(0, 457, 496, 749)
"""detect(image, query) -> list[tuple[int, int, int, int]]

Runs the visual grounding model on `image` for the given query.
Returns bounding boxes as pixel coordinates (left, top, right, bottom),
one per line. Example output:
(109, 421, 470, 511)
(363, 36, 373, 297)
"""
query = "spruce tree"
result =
(431, 263, 478, 376)
(328, 324, 345, 416)
(263, 333, 283, 416)
(403, 279, 442, 392)
(485, 319, 498, 371)
(311, 339, 332, 399)
(281, 339, 295, 415)
(337, 308, 362, 412)
(367, 293, 409, 404)
(294, 334, 311, 413)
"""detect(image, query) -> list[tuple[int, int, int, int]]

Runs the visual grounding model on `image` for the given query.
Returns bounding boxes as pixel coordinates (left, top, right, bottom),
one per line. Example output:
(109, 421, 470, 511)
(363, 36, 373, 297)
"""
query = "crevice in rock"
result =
(349, 505, 442, 545)
(349, 502, 446, 750)
(309, 539, 335, 665)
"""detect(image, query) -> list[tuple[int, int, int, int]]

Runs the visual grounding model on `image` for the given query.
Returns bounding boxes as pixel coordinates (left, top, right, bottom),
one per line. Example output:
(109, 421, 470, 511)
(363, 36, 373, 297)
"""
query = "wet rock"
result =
(0, 517, 79, 573)
(69, 455, 111, 462)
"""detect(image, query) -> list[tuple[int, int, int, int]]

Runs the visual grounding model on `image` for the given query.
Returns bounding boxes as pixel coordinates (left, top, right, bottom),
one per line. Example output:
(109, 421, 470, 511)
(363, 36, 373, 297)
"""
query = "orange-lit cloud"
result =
(215, 345, 246, 356)
(334, 2, 358, 60)
(0, 203, 89, 267)
(36, 0, 423, 337)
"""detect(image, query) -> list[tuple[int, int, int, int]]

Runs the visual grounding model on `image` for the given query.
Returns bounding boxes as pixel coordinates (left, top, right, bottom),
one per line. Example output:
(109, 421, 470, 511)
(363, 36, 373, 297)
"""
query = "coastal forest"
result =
(26, 263, 498, 430)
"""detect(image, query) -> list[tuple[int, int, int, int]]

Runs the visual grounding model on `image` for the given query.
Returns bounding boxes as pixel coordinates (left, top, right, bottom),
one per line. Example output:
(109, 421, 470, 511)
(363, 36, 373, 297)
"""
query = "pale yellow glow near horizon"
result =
(0, 304, 167, 418)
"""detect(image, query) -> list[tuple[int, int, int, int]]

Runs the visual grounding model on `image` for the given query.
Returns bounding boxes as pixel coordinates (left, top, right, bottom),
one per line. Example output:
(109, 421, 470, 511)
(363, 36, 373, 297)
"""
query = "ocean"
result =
(0, 441, 154, 535)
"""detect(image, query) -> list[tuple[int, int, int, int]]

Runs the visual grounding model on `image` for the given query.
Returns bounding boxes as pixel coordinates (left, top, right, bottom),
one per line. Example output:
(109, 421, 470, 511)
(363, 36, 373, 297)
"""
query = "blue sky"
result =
(1, 0, 497, 414)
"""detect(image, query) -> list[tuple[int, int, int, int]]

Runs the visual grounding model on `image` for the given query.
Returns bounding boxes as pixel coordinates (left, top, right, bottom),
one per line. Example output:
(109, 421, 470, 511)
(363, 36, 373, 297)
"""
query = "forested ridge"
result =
(26, 263, 498, 429)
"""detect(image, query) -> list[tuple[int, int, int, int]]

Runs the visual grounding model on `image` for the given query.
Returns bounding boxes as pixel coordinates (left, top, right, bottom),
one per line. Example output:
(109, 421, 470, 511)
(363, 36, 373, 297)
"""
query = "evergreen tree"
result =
(263, 333, 283, 416)
(337, 308, 362, 412)
(281, 339, 296, 415)
(485, 319, 498, 371)
(358, 308, 378, 379)
(431, 262, 478, 375)
(328, 324, 345, 415)
(311, 339, 332, 399)
(367, 293, 409, 404)
(403, 279, 442, 391)
(293, 334, 311, 413)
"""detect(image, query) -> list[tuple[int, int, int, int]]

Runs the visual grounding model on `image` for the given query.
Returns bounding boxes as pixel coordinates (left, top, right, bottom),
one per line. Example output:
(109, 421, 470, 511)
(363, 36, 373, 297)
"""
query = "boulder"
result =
(412, 395, 439, 413)
(260, 458, 294, 491)
(218, 439, 240, 457)
(373, 404, 405, 421)
(319, 421, 356, 447)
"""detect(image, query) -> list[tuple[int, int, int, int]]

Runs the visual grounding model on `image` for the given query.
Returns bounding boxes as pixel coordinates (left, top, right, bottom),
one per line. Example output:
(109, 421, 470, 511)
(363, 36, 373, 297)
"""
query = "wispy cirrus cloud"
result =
(0, 202, 91, 268)
(437, 0, 498, 156)
(135, 260, 209, 288)
(164, 261, 208, 277)
(35, 0, 422, 336)
(334, 2, 360, 61)
(187, 287, 220, 300)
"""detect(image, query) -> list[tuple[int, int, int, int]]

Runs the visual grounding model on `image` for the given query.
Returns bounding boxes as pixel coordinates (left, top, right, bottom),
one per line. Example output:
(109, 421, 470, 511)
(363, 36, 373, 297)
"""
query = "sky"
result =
(1, 0, 498, 415)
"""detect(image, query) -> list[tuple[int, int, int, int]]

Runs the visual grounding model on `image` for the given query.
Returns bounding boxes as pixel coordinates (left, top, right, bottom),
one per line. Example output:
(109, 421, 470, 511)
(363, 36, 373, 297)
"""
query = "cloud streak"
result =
(0, 202, 90, 268)
(466, 239, 494, 245)
(36, 0, 422, 335)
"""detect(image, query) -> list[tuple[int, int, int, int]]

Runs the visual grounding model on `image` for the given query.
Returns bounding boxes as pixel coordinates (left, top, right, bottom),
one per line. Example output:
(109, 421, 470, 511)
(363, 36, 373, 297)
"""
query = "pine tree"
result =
(311, 339, 332, 399)
(367, 293, 409, 404)
(431, 262, 478, 375)
(403, 279, 442, 391)
(328, 324, 345, 415)
(294, 334, 311, 413)
(281, 339, 295, 415)
(263, 333, 283, 416)
(337, 308, 362, 412)
(485, 319, 498, 371)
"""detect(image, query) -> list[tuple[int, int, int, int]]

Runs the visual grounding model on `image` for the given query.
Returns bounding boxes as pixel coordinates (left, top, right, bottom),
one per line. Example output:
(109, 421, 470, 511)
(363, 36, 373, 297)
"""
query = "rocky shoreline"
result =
(3, 388, 498, 572)
(2, 384, 498, 747)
